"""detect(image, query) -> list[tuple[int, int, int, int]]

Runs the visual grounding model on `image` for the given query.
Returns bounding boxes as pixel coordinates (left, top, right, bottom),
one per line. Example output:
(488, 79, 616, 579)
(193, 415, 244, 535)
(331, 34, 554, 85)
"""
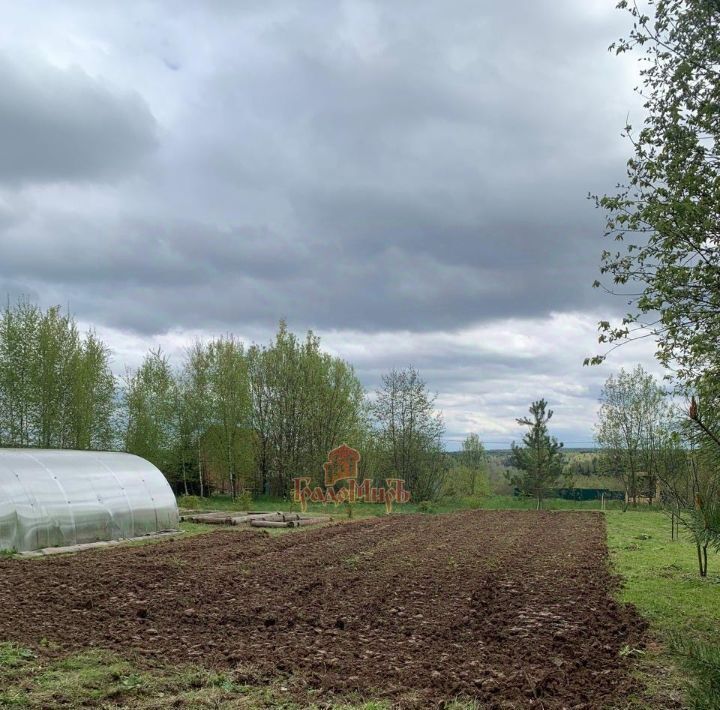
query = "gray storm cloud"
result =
(0, 1, 634, 334)
(0, 0, 652, 444)
(0, 56, 157, 185)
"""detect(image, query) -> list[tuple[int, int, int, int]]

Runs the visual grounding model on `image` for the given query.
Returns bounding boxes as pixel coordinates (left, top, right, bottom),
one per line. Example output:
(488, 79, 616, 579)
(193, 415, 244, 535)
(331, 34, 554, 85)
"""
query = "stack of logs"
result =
(179, 511, 330, 528)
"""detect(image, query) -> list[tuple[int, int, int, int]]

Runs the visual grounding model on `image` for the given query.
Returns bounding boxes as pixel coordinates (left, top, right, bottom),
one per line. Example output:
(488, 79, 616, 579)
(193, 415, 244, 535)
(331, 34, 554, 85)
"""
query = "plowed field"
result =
(0, 511, 646, 707)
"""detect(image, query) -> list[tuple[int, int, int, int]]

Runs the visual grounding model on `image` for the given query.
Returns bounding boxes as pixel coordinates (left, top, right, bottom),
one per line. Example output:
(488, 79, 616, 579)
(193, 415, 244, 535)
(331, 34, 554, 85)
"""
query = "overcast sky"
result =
(0, 0, 663, 448)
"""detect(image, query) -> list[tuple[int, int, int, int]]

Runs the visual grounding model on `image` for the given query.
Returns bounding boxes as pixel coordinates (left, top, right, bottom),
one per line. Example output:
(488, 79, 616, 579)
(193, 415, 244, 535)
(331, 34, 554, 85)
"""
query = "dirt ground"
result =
(0, 511, 646, 708)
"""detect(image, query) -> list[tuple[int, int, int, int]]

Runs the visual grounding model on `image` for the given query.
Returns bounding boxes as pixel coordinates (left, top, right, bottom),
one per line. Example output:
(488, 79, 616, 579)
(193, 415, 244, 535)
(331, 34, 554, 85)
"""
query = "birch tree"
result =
(204, 336, 253, 499)
(0, 300, 116, 450)
(66, 332, 116, 450)
(248, 323, 366, 496)
(372, 367, 446, 501)
(124, 348, 178, 475)
(595, 366, 670, 507)
(0, 300, 40, 446)
(590, 0, 720, 387)
(461, 433, 488, 496)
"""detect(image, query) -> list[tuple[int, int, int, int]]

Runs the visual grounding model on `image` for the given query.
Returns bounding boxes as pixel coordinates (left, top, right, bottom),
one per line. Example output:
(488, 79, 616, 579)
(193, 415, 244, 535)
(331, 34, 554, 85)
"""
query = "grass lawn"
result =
(606, 510, 720, 708)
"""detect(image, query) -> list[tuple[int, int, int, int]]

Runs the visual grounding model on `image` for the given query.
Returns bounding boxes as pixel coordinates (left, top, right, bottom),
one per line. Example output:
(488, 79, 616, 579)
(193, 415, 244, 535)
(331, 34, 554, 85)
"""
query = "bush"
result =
(237, 490, 253, 511)
(442, 464, 491, 499)
(177, 495, 202, 510)
(417, 500, 437, 514)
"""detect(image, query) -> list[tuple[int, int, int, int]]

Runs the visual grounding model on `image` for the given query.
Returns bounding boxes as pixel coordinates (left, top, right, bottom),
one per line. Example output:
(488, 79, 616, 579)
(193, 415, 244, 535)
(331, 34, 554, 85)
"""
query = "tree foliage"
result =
(371, 367, 446, 501)
(124, 348, 178, 475)
(459, 433, 489, 496)
(0, 299, 115, 450)
(0, 301, 450, 504)
(203, 337, 253, 499)
(247, 323, 366, 497)
(596, 365, 671, 507)
(590, 0, 720, 385)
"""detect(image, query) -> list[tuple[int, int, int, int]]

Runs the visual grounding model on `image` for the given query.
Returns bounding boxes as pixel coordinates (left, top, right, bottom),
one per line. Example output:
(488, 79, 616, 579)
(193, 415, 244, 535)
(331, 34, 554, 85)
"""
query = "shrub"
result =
(442, 464, 491, 499)
(177, 495, 202, 510)
(237, 490, 253, 511)
(417, 500, 437, 514)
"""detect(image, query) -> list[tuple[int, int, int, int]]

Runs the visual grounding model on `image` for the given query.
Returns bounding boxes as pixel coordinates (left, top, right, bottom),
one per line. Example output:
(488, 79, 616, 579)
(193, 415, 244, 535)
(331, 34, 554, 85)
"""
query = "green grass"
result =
(606, 510, 720, 707)
(606, 511, 720, 639)
(0, 643, 392, 708)
(178, 492, 628, 517)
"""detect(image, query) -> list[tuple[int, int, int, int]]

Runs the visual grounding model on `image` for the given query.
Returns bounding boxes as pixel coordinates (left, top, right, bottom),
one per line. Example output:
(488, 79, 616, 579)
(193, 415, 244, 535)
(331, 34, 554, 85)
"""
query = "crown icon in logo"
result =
(323, 443, 361, 486)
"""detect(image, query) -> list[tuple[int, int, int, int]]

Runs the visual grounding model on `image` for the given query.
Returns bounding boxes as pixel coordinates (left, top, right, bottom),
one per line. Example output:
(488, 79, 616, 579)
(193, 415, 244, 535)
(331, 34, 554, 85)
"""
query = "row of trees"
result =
(0, 302, 450, 500)
(125, 325, 368, 497)
(0, 301, 115, 450)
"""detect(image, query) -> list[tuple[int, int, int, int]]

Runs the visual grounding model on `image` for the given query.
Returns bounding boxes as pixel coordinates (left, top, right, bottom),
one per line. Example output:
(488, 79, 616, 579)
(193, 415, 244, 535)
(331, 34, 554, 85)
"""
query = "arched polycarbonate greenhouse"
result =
(0, 449, 179, 553)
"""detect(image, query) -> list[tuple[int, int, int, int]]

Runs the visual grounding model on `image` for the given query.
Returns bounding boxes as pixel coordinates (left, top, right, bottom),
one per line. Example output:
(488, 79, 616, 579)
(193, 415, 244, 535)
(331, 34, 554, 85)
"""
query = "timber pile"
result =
(180, 510, 331, 528)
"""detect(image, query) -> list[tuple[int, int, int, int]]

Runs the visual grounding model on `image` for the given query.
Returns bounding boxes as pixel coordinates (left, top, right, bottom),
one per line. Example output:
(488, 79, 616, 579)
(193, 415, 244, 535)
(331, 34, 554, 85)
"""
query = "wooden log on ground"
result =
(295, 517, 327, 526)
(185, 515, 232, 525)
(250, 519, 293, 528)
(232, 513, 287, 525)
(227, 513, 282, 525)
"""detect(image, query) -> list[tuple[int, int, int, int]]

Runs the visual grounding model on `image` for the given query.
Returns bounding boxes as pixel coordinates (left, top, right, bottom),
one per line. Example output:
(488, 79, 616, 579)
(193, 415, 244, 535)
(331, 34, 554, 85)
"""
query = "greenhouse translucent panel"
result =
(0, 449, 178, 552)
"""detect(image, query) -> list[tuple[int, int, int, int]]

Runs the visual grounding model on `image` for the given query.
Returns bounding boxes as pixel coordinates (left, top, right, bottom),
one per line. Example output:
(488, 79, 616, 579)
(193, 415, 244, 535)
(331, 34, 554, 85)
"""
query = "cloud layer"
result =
(0, 1, 654, 446)
(0, 56, 157, 185)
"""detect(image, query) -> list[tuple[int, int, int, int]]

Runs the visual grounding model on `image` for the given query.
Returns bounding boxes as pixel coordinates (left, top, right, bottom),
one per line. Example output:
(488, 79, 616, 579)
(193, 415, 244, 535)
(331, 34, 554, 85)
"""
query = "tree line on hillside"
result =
(0, 291, 585, 514)
(0, 300, 451, 501)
